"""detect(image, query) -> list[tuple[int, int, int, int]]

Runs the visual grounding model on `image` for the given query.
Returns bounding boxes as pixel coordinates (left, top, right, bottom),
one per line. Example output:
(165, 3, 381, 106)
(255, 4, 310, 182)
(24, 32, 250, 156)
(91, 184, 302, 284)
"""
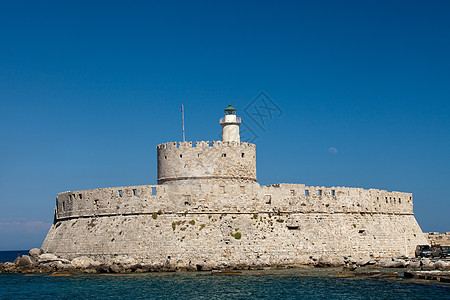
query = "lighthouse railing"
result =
(219, 116, 241, 124)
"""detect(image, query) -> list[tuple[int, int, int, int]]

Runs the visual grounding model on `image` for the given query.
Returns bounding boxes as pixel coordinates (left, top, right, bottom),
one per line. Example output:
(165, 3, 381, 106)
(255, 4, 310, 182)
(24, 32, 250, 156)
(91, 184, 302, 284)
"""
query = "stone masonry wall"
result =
(42, 182, 427, 265)
(427, 232, 450, 246)
(157, 141, 256, 184)
(42, 212, 426, 267)
(53, 183, 414, 220)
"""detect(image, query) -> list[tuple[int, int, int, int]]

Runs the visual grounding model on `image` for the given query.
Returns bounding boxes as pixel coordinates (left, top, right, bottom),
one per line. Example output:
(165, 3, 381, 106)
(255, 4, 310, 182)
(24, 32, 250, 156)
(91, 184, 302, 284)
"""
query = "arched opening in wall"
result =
(386, 197, 388, 203)
(241, 153, 245, 157)
(318, 190, 322, 196)
(164, 156, 167, 159)
(198, 153, 200, 157)
(133, 189, 137, 196)
(399, 198, 401, 203)
(305, 190, 309, 196)
(118, 190, 123, 197)
(222, 153, 226, 157)
(331, 190, 335, 196)
(180, 154, 183, 158)
(79, 194, 82, 199)
(151, 187, 157, 195)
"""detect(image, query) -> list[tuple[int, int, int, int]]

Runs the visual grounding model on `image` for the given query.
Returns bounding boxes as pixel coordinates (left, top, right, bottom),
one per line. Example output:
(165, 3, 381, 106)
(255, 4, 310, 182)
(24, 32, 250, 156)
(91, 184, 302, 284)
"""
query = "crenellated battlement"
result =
(156, 141, 255, 150)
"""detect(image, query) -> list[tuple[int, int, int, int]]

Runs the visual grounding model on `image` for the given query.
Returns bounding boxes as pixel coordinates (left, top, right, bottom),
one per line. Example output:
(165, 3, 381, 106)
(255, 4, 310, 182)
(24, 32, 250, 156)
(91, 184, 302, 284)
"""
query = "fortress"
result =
(41, 105, 428, 269)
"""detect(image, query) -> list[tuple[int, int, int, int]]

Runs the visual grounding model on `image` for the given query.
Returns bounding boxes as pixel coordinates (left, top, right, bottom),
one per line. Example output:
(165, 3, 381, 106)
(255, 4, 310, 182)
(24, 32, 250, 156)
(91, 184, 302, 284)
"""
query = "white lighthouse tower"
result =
(220, 104, 241, 142)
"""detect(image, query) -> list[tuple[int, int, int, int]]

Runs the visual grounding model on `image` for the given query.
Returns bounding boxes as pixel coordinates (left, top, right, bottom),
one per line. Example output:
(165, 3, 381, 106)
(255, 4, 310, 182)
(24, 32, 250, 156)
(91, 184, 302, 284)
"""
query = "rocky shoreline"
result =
(1, 249, 450, 274)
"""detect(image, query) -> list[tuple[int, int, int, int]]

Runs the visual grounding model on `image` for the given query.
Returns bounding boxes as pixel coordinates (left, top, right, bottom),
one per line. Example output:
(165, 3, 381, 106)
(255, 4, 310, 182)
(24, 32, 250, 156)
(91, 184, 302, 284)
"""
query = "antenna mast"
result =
(181, 104, 185, 142)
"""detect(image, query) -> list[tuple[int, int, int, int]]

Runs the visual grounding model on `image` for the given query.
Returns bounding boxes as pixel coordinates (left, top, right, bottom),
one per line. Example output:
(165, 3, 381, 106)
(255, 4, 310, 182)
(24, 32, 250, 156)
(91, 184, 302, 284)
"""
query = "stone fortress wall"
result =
(54, 182, 415, 221)
(427, 232, 450, 246)
(157, 141, 256, 184)
(41, 106, 428, 269)
(43, 168, 427, 267)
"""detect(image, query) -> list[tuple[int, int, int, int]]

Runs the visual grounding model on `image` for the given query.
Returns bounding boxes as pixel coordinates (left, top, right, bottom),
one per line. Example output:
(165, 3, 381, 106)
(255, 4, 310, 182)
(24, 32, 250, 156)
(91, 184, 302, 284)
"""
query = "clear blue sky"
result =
(1, 1, 449, 250)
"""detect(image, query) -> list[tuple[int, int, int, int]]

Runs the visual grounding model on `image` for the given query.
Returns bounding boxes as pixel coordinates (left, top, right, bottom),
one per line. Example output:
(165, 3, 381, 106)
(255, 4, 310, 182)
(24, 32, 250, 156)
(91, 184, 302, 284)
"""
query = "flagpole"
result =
(182, 104, 185, 142)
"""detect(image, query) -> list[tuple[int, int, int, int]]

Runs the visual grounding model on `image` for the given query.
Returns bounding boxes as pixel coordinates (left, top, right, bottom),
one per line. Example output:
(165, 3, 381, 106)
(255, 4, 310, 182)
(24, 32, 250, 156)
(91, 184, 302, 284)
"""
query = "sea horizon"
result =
(0, 250, 30, 263)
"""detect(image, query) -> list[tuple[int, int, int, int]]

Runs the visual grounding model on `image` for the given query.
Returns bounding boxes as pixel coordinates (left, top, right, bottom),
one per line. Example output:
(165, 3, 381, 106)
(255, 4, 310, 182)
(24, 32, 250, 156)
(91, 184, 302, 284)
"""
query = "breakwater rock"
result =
(2, 249, 450, 274)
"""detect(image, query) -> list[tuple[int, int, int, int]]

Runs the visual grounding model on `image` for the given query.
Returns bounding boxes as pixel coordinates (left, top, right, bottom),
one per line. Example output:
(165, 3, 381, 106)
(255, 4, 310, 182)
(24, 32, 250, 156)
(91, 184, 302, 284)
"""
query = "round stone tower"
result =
(156, 105, 256, 185)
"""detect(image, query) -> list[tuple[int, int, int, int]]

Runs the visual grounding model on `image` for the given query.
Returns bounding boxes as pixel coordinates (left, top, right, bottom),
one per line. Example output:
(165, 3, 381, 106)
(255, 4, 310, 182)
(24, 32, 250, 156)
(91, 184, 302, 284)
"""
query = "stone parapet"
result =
(54, 183, 414, 221)
(427, 232, 450, 246)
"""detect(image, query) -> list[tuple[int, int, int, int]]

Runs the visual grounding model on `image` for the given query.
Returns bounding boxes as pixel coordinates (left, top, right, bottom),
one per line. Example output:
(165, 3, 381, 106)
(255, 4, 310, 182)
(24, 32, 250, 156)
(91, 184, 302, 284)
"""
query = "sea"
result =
(1, 251, 449, 299)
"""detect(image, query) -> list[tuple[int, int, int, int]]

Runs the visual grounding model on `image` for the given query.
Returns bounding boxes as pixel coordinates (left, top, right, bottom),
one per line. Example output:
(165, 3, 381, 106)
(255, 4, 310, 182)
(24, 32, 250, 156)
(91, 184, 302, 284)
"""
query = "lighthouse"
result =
(220, 104, 241, 142)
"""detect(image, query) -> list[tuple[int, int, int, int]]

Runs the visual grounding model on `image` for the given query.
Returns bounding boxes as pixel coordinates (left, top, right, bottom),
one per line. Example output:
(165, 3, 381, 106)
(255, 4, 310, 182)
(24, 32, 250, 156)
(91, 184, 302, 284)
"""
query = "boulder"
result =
(420, 258, 435, 270)
(94, 264, 111, 273)
(18, 255, 33, 267)
(378, 259, 404, 268)
(434, 260, 450, 270)
(343, 264, 358, 271)
(2, 262, 16, 272)
(29, 248, 43, 258)
(392, 258, 408, 267)
(38, 253, 61, 263)
(114, 257, 136, 266)
(82, 268, 98, 274)
(71, 256, 96, 269)
(408, 261, 421, 269)
(37, 263, 57, 272)
(356, 258, 371, 266)
(420, 257, 431, 264)
(315, 256, 334, 267)
(109, 264, 122, 273)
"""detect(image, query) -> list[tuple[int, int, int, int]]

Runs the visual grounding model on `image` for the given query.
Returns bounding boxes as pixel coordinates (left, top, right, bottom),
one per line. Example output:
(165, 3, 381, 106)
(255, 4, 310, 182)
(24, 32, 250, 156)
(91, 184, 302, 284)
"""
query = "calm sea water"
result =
(0, 250, 29, 263)
(1, 252, 449, 299)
